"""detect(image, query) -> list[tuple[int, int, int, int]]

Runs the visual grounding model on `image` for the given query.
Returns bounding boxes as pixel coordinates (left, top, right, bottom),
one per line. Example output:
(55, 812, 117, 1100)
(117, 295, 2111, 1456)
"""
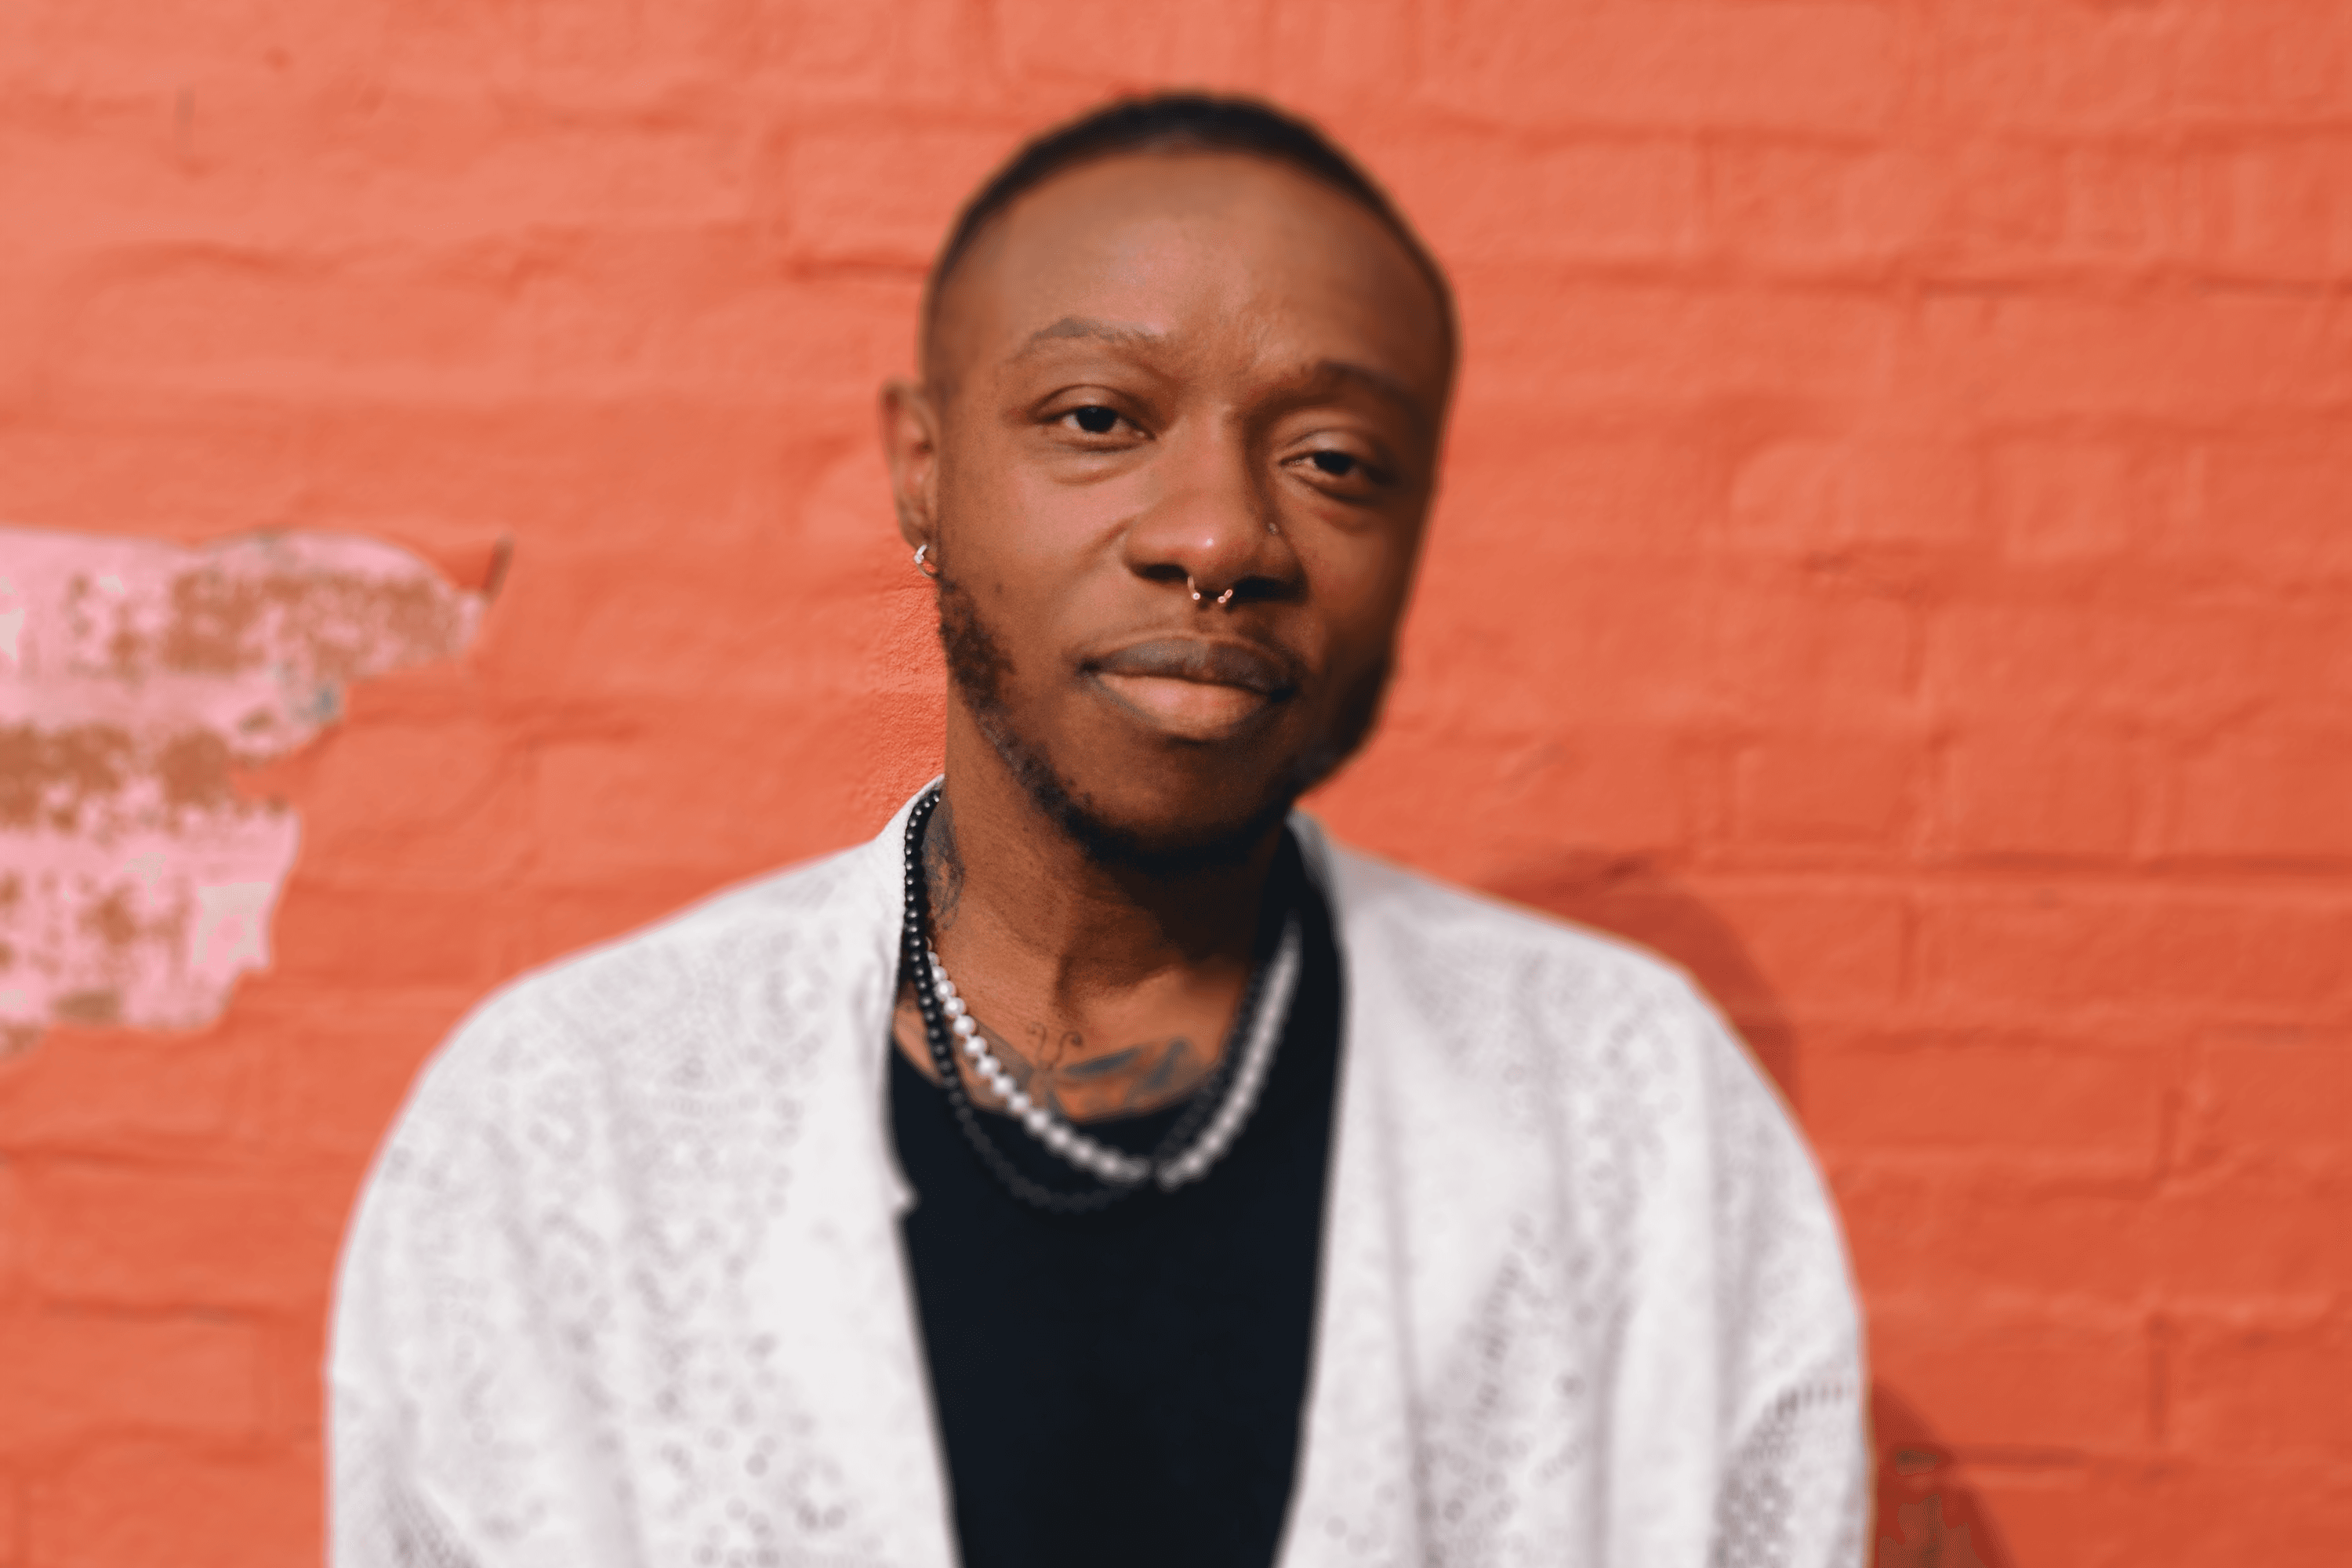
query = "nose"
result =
(1118, 421, 1302, 607)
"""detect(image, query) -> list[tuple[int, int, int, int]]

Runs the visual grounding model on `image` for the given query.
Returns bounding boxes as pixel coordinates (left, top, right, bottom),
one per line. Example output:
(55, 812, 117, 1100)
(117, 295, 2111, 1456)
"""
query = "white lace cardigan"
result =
(330, 791, 1868, 1567)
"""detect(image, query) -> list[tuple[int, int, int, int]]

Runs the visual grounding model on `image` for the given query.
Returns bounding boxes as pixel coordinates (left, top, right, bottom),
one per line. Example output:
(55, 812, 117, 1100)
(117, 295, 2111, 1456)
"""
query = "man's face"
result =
(889, 151, 1452, 865)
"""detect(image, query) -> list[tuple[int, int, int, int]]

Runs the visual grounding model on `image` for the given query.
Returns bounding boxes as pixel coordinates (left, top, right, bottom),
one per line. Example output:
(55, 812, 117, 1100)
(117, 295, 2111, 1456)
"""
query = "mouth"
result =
(1083, 637, 1299, 742)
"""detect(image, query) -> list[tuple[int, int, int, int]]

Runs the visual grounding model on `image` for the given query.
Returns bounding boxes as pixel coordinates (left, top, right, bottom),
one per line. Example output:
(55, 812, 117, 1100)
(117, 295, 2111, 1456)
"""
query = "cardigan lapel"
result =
(752, 786, 961, 1568)
(1276, 829, 1426, 1566)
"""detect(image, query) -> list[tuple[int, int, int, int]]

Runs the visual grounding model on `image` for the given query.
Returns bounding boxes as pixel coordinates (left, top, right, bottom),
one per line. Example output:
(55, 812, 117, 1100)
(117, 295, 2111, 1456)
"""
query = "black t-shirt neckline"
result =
(889, 833, 1345, 1568)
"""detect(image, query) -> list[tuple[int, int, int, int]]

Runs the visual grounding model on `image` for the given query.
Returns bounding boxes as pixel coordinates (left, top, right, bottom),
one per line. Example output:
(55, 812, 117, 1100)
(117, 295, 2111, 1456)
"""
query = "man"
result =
(331, 95, 1866, 1567)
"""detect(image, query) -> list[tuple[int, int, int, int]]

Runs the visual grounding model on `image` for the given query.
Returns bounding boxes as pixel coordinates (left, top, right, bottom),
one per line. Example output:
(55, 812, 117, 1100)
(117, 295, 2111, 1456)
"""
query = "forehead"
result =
(931, 151, 1450, 401)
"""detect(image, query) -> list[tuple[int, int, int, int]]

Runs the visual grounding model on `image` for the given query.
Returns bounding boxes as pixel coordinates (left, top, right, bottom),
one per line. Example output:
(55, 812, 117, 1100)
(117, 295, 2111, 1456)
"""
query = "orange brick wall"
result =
(4, 2, 2349, 1563)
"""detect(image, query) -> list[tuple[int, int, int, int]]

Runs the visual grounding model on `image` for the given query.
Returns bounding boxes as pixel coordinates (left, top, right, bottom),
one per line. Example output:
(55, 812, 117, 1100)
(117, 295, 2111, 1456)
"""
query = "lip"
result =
(1081, 636, 1300, 742)
(1088, 637, 1297, 695)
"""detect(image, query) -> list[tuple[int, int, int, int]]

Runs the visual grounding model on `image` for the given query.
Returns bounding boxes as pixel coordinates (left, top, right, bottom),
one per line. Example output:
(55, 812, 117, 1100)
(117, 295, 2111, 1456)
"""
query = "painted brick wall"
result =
(2, 2, 2348, 1562)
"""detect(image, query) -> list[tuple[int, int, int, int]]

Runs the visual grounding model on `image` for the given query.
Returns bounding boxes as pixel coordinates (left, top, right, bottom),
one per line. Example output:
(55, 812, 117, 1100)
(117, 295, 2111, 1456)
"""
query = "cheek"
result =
(1300, 522, 1417, 648)
(938, 456, 1126, 694)
(965, 473, 1157, 661)
(945, 445, 1106, 583)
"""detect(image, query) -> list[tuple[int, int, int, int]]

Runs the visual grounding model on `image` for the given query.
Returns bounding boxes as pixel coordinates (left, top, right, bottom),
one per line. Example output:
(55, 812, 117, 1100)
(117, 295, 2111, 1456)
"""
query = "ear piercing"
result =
(913, 543, 939, 579)
(1186, 575, 1236, 608)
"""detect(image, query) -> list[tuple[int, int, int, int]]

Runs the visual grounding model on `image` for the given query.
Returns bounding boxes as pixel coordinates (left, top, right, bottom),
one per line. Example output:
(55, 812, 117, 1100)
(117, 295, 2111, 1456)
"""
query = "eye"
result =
(1287, 443, 1392, 496)
(1069, 405, 1120, 435)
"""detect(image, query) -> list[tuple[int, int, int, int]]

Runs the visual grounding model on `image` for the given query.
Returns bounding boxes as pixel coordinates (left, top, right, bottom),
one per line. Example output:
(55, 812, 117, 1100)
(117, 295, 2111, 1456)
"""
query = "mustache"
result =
(1083, 636, 1301, 697)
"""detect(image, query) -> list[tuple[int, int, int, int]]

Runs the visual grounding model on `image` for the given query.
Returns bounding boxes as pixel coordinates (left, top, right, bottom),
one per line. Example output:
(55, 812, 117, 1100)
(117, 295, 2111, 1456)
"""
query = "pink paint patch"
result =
(0, 528, 486, 1045)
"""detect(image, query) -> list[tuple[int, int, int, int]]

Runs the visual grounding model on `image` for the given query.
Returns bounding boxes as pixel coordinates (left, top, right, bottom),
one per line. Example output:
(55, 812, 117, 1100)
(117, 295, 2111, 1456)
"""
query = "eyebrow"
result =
(1016, 316, 1166, 356)
(1308, 358, 1432, 433)
(1014, 316, 1433, 433)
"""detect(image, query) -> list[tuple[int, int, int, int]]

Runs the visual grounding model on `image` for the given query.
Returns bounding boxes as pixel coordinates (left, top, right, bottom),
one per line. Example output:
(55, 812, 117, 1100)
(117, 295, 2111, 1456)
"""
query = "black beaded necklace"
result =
(898, 784, 1294, 1216)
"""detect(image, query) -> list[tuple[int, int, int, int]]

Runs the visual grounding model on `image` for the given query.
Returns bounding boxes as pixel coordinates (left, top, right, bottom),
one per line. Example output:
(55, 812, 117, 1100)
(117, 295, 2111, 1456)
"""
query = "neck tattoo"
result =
(899, 784, 1302, 1215)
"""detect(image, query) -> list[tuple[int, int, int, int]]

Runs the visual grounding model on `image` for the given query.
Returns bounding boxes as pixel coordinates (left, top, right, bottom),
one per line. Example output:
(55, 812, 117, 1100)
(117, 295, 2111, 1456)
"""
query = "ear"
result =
(878, 377, 942, 554)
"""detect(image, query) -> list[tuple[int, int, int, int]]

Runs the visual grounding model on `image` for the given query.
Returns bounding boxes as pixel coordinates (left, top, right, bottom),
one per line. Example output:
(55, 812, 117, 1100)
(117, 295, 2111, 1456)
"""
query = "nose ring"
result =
(1186, 575, 1236, 608)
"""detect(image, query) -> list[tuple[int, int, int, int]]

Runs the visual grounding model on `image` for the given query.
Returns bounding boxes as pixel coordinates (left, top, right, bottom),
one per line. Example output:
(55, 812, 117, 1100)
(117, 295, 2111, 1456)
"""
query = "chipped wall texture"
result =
(2, 2, 2351, 1566)
(0, 529, 483, 1045)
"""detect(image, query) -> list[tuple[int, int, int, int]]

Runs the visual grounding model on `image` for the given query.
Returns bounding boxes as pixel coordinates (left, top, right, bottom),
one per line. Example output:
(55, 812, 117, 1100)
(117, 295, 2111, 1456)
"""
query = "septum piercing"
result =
(1186, 575, 1236, 608)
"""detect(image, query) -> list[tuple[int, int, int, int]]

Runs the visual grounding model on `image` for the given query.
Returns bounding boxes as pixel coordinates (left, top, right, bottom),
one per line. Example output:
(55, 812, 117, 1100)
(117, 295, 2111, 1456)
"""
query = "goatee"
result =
(932, 571, 1388, 877)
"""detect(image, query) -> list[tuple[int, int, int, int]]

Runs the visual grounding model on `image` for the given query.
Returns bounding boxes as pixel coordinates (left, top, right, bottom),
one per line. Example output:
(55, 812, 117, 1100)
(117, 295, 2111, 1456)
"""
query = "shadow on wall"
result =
(1873, 1386, 2019, 1568)
(1479, 851, 1799, 1104)
(1484, 856, 2016, 1568)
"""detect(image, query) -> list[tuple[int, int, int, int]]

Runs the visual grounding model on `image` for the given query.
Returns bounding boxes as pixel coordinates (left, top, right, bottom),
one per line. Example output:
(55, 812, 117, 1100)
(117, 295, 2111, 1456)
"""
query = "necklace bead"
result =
(901, 785, 1298, 1209)
(917, 922, 1298, 1194)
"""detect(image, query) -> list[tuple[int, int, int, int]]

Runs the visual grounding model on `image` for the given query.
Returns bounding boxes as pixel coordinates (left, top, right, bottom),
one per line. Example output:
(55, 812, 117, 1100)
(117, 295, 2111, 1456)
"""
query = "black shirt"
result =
(889, 841, 1343, 1568)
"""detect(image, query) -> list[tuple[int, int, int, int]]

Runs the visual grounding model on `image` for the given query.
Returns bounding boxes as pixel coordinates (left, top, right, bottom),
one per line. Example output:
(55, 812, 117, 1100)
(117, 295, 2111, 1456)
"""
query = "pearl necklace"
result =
(900, 786, 1302, 1214)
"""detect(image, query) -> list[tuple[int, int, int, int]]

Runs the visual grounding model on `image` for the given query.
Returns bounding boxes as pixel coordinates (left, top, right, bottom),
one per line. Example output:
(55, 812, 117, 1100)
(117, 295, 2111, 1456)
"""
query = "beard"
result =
(935, 571, 1389, 877)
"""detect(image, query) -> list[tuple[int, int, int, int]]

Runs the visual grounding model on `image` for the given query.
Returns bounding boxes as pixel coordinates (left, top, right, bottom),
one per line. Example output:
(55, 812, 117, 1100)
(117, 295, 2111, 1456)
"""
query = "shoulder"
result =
(445, 842, 873, 1081)
(1325, 839, 1682, 977)
(487, 841, 877, 1043)
(326, 835, 913, 1561)
(332, 836, 898, 1376)
(1318, 834, 1730, 1074)
(1314, 831, 1836, 1245)
(347, 837, 891, 1240)
(1316, 833, 1860, 1377)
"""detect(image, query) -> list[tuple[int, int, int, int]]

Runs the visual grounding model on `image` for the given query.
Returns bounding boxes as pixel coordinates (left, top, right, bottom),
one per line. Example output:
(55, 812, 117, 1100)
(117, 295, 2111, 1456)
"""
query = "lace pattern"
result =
(330, 797, 1866, 1568)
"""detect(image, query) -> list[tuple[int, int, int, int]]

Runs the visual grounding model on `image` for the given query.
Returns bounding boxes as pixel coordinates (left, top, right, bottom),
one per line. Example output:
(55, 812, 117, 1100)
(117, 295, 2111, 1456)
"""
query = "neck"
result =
(890, 708, 1288, 1123)
(927, 717, 1280, 1013)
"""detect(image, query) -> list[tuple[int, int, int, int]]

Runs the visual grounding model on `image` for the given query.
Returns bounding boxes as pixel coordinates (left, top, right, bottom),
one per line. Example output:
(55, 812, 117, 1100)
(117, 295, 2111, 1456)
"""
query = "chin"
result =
(990, 664, 1391, 876)
(1036, 744, 1301, 875)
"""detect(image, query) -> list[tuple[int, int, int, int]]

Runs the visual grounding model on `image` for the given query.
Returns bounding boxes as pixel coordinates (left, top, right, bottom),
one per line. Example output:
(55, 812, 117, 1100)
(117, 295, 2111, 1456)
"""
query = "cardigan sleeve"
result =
(1691, 998, 1870, 1568)
(328, 1058, 493, 1568)
(326, 988, 556, 1568)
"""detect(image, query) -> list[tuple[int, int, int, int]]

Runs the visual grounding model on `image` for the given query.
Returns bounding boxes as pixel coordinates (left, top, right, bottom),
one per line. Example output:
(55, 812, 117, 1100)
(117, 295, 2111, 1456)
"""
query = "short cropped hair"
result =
(921, 92, 1457, 379)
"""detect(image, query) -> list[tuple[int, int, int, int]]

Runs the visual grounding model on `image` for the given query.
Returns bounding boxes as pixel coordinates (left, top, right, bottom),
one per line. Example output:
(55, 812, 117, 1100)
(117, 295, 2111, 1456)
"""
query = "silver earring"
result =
(913, 543, 938, 579)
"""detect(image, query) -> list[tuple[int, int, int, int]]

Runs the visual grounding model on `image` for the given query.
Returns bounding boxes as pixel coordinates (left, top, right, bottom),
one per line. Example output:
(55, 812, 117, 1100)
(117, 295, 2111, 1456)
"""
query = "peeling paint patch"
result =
(0, 527, 485, 1047)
